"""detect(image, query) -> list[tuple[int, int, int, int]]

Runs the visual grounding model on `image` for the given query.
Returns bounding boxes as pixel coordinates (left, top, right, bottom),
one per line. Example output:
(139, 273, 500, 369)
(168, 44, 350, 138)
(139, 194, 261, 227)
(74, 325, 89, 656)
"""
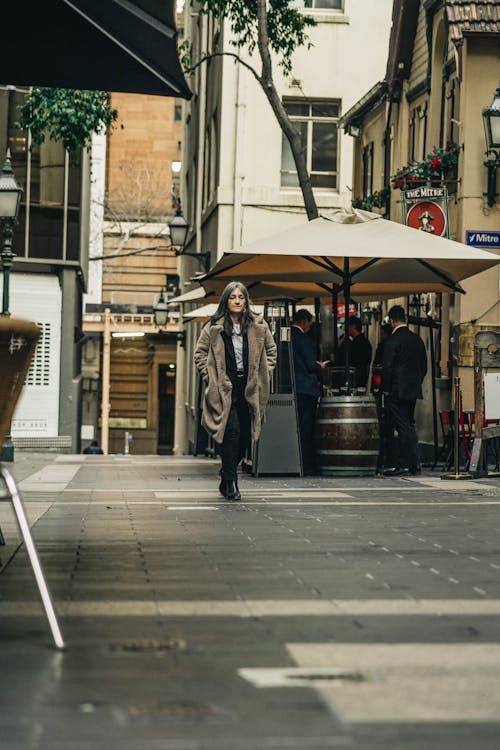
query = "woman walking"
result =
(194, 282, 277, 500)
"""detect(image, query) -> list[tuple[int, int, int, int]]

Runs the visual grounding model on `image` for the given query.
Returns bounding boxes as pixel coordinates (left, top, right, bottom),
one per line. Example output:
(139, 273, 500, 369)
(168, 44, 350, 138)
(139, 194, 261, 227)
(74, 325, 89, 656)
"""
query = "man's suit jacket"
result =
(382, 325, 427, 401)
(291, 326, 321, 398)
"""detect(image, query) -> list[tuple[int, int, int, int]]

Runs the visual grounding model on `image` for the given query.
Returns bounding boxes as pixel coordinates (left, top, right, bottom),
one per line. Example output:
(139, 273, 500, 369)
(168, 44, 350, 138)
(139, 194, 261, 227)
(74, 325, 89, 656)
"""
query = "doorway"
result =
(157, 363, 176, 454)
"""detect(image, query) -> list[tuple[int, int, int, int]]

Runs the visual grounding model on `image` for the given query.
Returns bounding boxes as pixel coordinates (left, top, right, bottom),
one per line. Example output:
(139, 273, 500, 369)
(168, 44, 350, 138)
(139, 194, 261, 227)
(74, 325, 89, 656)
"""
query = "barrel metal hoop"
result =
(320, 401, 375, 408)
(317, 449, 379, 456)
(316, 418, 378, 424)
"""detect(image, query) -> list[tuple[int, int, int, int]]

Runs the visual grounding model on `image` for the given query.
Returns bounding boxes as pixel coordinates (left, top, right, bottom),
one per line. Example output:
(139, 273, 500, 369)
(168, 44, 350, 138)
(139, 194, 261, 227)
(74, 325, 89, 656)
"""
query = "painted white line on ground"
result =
(287, 643, 500, 721)
(2, 598, 500, 617)
(18, 464, 81, 492)
(60, 486, 498, 493)
(30, 499, 500, 508)
(167, 505, 220, 511)
(238, 666, 362, 689)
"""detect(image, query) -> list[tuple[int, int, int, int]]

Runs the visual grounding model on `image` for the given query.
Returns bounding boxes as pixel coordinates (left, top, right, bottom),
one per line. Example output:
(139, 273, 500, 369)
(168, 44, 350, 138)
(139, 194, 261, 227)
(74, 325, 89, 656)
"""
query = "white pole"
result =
(1, 467, 64, 650)
(101, 308, 111, 455)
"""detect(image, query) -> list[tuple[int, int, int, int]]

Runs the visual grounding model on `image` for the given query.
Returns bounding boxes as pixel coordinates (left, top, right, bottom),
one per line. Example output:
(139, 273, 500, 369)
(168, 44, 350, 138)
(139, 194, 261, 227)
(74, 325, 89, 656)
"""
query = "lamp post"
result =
(0, 150, 22, 317)
(0, 150, 23, 462)
(482, 84, 500, 207)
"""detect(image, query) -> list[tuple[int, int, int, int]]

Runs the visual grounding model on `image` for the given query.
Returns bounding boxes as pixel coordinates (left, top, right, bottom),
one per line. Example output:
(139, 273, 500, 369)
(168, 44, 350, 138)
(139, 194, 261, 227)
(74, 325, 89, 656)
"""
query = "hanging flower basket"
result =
(352, 185, 390, 211)
(391, 141, 460, 190)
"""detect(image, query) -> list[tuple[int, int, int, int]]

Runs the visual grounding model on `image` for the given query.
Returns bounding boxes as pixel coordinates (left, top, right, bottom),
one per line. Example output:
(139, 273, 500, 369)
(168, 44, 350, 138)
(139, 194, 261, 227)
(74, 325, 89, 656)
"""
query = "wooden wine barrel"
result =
(315, 395, 379, 476)
(0, 318, 41, 450)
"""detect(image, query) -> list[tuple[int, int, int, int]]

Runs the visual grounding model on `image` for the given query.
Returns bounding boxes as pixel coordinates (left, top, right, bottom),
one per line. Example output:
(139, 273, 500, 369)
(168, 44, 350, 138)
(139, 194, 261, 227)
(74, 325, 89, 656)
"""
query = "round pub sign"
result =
(406, 200, 446, 237)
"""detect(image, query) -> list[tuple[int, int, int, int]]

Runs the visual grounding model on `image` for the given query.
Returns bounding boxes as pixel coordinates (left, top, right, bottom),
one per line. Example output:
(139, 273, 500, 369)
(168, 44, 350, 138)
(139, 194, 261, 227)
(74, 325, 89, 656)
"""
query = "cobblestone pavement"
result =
(1, 453, 499, 750)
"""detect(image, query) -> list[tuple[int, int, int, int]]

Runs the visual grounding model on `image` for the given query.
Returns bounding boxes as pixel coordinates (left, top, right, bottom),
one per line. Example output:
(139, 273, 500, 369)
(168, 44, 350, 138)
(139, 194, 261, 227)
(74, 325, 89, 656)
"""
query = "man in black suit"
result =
(382, 305, 427, 476)
(291, 309, 328, 474)
(336, 316, 372, 388)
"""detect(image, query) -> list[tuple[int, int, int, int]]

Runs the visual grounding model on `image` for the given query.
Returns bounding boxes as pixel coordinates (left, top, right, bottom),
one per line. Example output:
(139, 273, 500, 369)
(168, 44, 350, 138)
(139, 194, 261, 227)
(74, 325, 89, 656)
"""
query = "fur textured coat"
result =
(194, 316, 277, 444)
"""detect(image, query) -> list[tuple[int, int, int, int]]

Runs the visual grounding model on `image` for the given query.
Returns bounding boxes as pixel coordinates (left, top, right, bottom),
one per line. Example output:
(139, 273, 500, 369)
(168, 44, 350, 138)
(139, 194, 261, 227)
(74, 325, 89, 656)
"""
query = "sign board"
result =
(466, 230, 500, 249)
(335, 303, 358, 318)
(405, 186, 447, 201)
(406, 200, 447, 236)
(484, 372, 500, 420)
(402, 186, 450, 238)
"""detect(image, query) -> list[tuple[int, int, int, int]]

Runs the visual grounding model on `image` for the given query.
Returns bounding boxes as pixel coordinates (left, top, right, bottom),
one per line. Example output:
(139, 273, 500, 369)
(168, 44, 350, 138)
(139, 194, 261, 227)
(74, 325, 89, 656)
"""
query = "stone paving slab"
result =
(0, 453, 499, 749)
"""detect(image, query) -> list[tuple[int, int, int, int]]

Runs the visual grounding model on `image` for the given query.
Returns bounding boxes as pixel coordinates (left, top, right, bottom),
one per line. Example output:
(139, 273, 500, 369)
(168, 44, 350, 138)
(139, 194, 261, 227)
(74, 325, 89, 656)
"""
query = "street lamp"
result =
(153, 288, 169, 327)
(482, 84, 500, 207)
(167, 200, 211, 272)
(0, 150, 22, 317)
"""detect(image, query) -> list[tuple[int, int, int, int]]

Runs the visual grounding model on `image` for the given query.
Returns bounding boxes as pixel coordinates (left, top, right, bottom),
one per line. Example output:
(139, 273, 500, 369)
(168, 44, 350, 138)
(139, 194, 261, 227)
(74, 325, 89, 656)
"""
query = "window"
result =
(281, 100, 340, 189)
(292, 1, 343, 9)
(26, 323, 52, 387)
(362, 142, 374, 198)
(1, 86, 83, 263)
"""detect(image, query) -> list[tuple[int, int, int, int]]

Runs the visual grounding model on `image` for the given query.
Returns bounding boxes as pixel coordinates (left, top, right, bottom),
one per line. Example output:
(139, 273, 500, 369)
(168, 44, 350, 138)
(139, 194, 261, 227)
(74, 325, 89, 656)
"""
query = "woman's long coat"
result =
(194, 316, 277, 444)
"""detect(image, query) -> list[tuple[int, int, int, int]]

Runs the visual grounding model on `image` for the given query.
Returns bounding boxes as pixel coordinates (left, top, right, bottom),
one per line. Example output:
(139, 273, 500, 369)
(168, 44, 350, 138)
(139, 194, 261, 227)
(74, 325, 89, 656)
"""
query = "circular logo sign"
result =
(406, 200, 446, 237)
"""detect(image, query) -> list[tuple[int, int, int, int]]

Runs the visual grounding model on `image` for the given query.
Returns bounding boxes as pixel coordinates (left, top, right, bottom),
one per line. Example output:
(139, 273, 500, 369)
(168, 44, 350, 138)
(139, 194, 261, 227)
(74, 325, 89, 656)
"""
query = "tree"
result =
(16, 88, 118, 160)
(185, 0, 319, 220)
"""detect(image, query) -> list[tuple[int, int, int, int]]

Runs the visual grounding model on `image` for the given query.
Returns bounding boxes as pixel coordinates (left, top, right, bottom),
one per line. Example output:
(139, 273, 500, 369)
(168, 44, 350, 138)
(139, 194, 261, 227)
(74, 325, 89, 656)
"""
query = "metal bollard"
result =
(441, 376, 472, 480)
(124, 431, 132, 456)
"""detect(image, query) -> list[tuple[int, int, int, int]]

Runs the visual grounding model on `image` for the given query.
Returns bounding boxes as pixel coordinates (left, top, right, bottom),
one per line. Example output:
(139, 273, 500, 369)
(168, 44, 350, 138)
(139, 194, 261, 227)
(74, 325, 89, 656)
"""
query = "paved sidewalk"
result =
(1, 454, 500, 750)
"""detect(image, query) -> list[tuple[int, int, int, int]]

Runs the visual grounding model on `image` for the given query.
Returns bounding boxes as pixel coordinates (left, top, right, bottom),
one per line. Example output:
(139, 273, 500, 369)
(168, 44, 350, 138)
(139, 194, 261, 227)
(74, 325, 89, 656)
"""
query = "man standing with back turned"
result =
(382, 305, 427, 476)
(291, 309, 328, 474)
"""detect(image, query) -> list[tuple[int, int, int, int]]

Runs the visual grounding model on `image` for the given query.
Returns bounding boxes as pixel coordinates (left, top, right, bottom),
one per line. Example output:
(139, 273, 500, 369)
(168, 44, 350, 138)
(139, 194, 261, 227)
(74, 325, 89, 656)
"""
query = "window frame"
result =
(281, 99, 341, 191)
(292, 0, 344, 10)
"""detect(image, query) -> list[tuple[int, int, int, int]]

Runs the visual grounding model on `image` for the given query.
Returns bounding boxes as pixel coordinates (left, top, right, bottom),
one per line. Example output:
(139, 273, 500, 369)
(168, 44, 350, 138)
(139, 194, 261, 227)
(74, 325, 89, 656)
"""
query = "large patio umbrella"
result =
(199, 208, 500, 449)
(200, 208, 500, 300)
(3, 0, 191, 98)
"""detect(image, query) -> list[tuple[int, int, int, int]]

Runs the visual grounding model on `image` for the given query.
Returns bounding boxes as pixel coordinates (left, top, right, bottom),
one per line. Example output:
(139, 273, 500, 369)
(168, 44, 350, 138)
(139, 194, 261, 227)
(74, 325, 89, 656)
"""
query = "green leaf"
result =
(16, 88, 119, 159)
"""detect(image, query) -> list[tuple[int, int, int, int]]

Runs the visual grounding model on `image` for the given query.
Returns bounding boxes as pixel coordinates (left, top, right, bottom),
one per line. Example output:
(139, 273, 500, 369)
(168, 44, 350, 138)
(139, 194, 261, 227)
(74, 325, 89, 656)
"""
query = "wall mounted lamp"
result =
(482, 84, 500, 207)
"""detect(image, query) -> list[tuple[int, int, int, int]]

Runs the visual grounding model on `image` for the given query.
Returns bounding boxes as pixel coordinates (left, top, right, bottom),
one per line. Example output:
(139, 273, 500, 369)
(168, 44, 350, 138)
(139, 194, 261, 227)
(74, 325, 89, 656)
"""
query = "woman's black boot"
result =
(218, 479, 227, 497)
(225, 480, 241, 501)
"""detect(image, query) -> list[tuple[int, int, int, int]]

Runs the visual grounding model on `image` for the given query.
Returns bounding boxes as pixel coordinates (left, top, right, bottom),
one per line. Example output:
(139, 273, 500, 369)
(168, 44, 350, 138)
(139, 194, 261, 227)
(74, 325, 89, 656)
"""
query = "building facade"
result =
(1, 85, 89, 453)
(82, 92, 185, 455)
(340, 0, 500, 448)
(178, 0, 394, 453)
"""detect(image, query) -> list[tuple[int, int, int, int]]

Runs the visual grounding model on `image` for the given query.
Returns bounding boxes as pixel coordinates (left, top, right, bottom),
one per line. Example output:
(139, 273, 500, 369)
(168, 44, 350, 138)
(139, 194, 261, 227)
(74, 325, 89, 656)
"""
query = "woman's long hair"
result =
(210, 281, 255, 335)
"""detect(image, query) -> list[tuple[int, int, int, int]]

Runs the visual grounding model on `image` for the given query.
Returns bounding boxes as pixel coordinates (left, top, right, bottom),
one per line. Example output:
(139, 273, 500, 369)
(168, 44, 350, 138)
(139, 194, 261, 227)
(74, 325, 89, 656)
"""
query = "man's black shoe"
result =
(225, 480, 241, 501)
(409, 466, 421, 475)
(383, 466, 409, 476)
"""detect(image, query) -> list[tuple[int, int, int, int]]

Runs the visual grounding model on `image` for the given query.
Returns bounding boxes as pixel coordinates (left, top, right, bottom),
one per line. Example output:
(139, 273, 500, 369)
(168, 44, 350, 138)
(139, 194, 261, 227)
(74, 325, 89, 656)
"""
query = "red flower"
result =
(431, 157, 442, 169)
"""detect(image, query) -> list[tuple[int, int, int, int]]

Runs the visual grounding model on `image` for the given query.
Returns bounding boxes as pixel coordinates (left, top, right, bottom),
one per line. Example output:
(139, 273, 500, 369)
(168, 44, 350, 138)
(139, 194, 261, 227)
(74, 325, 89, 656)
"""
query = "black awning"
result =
(2, 0, 191, 99)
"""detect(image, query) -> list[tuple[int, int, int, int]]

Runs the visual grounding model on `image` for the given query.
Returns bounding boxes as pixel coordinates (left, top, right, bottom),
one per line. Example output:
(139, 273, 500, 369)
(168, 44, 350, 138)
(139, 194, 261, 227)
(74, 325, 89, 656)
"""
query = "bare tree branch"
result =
(89, 243, 175, 262)
(185, 51, 263, 86)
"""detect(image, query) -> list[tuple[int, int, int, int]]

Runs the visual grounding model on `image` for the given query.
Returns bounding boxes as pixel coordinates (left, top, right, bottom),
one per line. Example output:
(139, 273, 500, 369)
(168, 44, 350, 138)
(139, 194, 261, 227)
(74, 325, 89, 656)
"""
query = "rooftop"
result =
(446, 0, 500, 42)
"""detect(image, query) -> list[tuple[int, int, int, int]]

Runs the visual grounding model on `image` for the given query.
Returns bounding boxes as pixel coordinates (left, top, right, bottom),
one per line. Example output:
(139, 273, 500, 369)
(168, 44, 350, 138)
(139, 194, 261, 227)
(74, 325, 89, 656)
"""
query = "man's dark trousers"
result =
(385, 396, 419, 471)
(297, 393, 318, 474)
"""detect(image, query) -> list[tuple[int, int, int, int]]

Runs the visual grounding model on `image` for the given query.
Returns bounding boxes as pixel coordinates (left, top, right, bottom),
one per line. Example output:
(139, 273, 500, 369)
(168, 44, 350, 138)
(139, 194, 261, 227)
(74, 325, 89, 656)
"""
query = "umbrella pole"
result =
(429, 322, 439, 467)
(343, 258, 351, 392)
(332, 287, 338, 356)
(314, 297, 321, 359)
